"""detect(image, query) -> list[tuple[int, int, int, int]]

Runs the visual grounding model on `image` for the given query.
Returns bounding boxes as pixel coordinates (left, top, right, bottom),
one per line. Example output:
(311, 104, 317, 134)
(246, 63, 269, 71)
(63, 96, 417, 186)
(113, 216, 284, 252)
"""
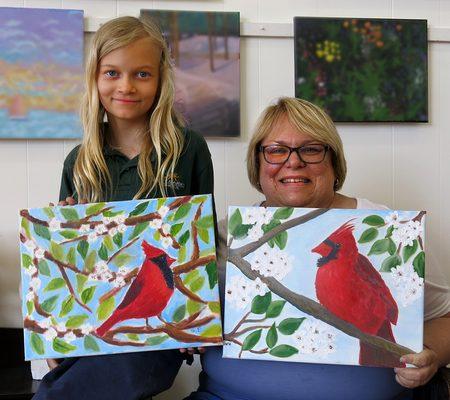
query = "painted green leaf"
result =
(81, 286, 96, 304)
(129, 222, 149, 240)
(30, 333, 44, 355)
(67, 247, 76, 266)
(262, 219, 281, 233)
(387, 238, 397, 255)
(278, 317, 305, 335)
(183, 270, 199, 285)
(53, 338, 76, 354)
(178, 231, 190, 246)
(84, 335, 100, 351)
(21, 218, 31, 238)
(274, 231, 288, 250)
(190, 276, 205, 293)
(368, 238, 390, 256)
(229, 208, 242, 234)
(145, 335, 169, 346)
(191, 195, 208, 204)
(178, 246, 187, 263)
(44, 278, 66, 292)
(200, 323, 222, 337)
(59, 295, 74, 318)
(170, 223, 183, 236)
(77, 240, 89, 259)
(60, 230, 78, 240)
(251, 292, 272, 314)
(206, 261, 218, 289)
(66, 314, 89, 328)
(266, 300, 286, 318)
(153, 230, 161, 241)
(21, 254, 33, 269)
(413, 251, 425, 278)
(50, 241, 64, 261)
(98, 244, 108, 261)
(358, 227, 378, 243)
(403, 240, 418, 263)
(195, 215, 214, 229)
(86, 203, 106, 216)
(197, 228, 210, 243)
(97, 296, 115, 320)
(126, 333, 140, 341)
(34, 224, 51, 240)
(273, 207, 294, 220)
(199, 247, 216, 257)
(386, 225, 395, 238)
(41, 295, 59, 313)
(242, 329, 262, 351)
(43, 207, 55, 219)
(174, 203, 192, 220)
(103, 235, 114, 251)
(269, 344, 299, 358)
(208, 301, 220, 314)
(113, 253, 133, 267)
(129, 201, 149, 217)
(380, 254, 402, 272)
(38, 260, 50, 276)
(76, 274, 88, 294)
(113, 232, 123, 248)
(231, 223, 253, 239)
(187, 299, 202, 315)
(26, 300, 34, 315)
(362, 215, 385, 227)
(157, 198, 166, 209)
(60, 208, 79, 221)
(84, 251, 97, 273)
(103, 210, 123, 218)
(173, 305, 186, 322)
(266, 323, 278, 348)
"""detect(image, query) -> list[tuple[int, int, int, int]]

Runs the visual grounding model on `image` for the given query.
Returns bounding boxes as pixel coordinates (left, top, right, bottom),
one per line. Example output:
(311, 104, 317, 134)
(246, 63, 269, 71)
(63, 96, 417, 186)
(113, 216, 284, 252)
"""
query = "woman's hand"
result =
(179, 347, 206, 355)
(394, 348, 439, 388)
(46, 358, 62, 370)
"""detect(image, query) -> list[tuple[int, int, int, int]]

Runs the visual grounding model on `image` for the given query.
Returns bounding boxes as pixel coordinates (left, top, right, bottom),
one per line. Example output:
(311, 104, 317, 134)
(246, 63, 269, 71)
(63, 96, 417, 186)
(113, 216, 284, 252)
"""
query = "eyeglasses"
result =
(259, 143, 329, 165)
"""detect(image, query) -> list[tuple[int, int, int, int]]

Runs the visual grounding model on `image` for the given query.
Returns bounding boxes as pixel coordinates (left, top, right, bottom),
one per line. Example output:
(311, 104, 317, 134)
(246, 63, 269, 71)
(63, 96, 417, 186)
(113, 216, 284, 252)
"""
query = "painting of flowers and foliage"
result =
(294, 17, 428, 122)
(0, 7, 84, 138)
(223, 206, 425, 367)
(141, 9, 240, 137)
(19, 195, 222, 360)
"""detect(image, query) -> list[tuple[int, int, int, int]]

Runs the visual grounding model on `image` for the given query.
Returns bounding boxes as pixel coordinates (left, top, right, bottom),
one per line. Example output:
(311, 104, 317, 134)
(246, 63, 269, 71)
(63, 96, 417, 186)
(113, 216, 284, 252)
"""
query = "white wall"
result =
(1, 0, 450, 398)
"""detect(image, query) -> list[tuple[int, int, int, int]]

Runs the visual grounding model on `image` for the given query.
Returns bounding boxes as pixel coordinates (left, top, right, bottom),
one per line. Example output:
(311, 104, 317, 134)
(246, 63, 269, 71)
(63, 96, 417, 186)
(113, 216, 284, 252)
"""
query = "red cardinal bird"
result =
(312, 221, 404, 368)
(96, 240, 175, 337)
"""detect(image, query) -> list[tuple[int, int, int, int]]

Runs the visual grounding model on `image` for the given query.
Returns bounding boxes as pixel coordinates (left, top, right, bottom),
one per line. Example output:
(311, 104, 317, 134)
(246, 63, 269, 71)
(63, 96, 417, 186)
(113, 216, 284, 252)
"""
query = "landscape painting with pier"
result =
(0, 7, 83, 138)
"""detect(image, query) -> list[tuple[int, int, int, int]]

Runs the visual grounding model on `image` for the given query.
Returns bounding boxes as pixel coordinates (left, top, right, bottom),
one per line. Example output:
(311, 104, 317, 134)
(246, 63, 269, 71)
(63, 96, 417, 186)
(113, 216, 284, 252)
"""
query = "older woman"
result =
(185, 97, 450, 400)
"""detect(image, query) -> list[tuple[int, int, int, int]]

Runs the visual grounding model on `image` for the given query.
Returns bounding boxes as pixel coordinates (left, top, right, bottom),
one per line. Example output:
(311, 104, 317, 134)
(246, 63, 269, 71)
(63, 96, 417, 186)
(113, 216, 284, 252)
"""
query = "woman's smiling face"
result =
(258, 113, 336, 208)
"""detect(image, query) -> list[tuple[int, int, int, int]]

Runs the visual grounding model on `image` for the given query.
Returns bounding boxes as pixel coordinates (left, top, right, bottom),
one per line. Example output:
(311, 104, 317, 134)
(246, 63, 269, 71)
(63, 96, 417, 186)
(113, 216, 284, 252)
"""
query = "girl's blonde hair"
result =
(74, 16, 184, 202)
(247, 97, 347, 192)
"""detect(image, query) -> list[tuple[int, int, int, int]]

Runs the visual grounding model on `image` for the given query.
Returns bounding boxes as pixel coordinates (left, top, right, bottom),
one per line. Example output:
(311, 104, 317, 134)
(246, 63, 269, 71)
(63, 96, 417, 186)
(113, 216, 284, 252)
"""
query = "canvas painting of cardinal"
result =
(19, 194, 222, 360)
(223, 206, 425, 367)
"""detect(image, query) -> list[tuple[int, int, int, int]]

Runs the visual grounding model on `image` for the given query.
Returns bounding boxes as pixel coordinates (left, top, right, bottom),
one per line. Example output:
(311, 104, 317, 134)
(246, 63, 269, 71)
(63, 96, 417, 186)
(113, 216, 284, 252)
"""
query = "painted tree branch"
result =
(226, 338, 269, 357)
(173, 275, 207, 304)
(172, 255, 216, 275)
(107, 237, 140, 265)
(24, 317, 84, 338)
(191, 202, 204, 260)
(98, 267, 139, 303)
(227, 324, 272, 339)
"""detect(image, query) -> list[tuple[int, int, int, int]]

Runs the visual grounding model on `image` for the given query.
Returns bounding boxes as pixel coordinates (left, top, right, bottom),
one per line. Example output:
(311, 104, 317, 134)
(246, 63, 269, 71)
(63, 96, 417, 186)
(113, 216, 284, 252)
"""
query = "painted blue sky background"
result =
(224, 207, 424, 366)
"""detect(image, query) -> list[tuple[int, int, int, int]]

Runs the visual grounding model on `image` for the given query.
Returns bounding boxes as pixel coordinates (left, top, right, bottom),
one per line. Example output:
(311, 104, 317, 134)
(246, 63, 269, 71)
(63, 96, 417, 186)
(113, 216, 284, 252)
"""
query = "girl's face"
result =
(97, 37, 161, 127)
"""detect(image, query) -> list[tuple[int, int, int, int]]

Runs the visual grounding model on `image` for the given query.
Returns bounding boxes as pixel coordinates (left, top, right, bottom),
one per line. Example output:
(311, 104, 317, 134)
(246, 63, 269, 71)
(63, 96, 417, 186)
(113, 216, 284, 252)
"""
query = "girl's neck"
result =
(107, 116, 146, 159)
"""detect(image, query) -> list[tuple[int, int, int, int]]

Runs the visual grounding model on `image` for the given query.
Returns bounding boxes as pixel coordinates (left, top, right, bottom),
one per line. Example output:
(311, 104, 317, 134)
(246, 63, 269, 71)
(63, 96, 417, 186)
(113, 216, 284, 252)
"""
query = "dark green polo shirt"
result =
(59, 129, 214, 202)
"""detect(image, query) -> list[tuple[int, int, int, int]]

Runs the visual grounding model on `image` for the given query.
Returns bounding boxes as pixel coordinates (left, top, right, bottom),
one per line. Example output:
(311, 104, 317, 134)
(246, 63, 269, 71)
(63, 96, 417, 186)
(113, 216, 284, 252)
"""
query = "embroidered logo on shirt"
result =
(166, 174, 185, 191)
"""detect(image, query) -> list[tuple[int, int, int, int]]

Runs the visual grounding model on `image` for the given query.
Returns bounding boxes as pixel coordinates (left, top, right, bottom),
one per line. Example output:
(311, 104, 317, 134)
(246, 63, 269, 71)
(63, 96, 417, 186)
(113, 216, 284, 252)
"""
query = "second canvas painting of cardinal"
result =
(223, 206, 425, 368)
(19, 194, 222, 360)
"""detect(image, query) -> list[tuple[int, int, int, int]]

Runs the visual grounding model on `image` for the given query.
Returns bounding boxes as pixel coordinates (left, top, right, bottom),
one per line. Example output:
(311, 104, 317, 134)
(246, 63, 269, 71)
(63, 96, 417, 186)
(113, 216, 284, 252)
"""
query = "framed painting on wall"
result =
(223, 206, 425, 367)
(20, 194, 222, 360)
(0, 7, 84, 139)
(294, 17, 428, 122)
(141, 9, 240, 137)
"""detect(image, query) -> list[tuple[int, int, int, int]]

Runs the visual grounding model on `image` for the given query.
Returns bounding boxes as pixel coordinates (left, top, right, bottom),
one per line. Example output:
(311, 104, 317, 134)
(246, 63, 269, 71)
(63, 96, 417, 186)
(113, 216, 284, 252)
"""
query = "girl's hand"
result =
(394, 348, 439, 388)
(179, 347, 206, 355)
(46, 358, 61, 370)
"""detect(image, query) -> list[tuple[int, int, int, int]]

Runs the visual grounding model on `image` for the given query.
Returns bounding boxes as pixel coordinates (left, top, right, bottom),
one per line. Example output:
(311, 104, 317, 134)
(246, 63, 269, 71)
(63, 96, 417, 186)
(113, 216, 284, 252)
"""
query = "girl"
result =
(34, 16, 214, 400)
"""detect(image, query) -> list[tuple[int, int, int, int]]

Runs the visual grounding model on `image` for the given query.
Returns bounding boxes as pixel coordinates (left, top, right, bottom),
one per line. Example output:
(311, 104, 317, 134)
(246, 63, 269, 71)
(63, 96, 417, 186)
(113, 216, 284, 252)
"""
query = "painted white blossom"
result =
(64, 332, 77, 343)
(88, 273, 100, 281)
(161, 236, 173, 249)
(108, 227, 118, 236)
(391, 264, 424, 306)
(248, 224, 264, 241)
(161, 223, 171, 235)
(117, 266, 130, 276)
(39, 317, 52, 329)
(56, 322, 67, 333)
(117, 223, 127, 234)
(79, 224, 91, 233)
(24, 265, 37, 276)
(43, 327, 58, 341)
(242, 207, 273, 226)
(29, 277, 41, 291)
(49, 218, 61, 231)
(102, 216, 112, 225)
(100, 270, 113, 281)
(24, 240, 36, 251)
(114, 214, 126, 225)
(391, 219, 423, 247)
(226, 275, 267, 310)
(149, 218, 163, 229)
(385, 211, 401, 228)
(25, 290, 35, 301)
(35, 248, 45, 259)
(87, 232, 97, 243)
(250, 244, 292, 281)
(80, 323, 93, 335)
(158, 205, 170, 218)
(293, 319, 337, 356)
(95, 224, 108, 235)
(113, 276, 126, 288)
(95, 261, 108, 273)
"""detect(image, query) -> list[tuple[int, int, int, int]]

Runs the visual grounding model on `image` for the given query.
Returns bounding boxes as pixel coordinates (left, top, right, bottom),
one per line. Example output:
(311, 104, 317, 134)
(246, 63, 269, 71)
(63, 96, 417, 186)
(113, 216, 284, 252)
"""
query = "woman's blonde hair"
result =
(247, 97, 347, 192)
(74, 16, 184, 202)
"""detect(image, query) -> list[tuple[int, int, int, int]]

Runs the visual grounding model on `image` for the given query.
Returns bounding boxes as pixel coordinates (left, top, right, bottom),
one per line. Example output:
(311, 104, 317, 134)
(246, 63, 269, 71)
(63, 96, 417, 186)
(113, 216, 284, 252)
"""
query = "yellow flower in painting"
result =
(343, 20, 349, 28)
(316, 50, 324, 57)
(325, 54, 334, 62)
(315, 40, 341, 63)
